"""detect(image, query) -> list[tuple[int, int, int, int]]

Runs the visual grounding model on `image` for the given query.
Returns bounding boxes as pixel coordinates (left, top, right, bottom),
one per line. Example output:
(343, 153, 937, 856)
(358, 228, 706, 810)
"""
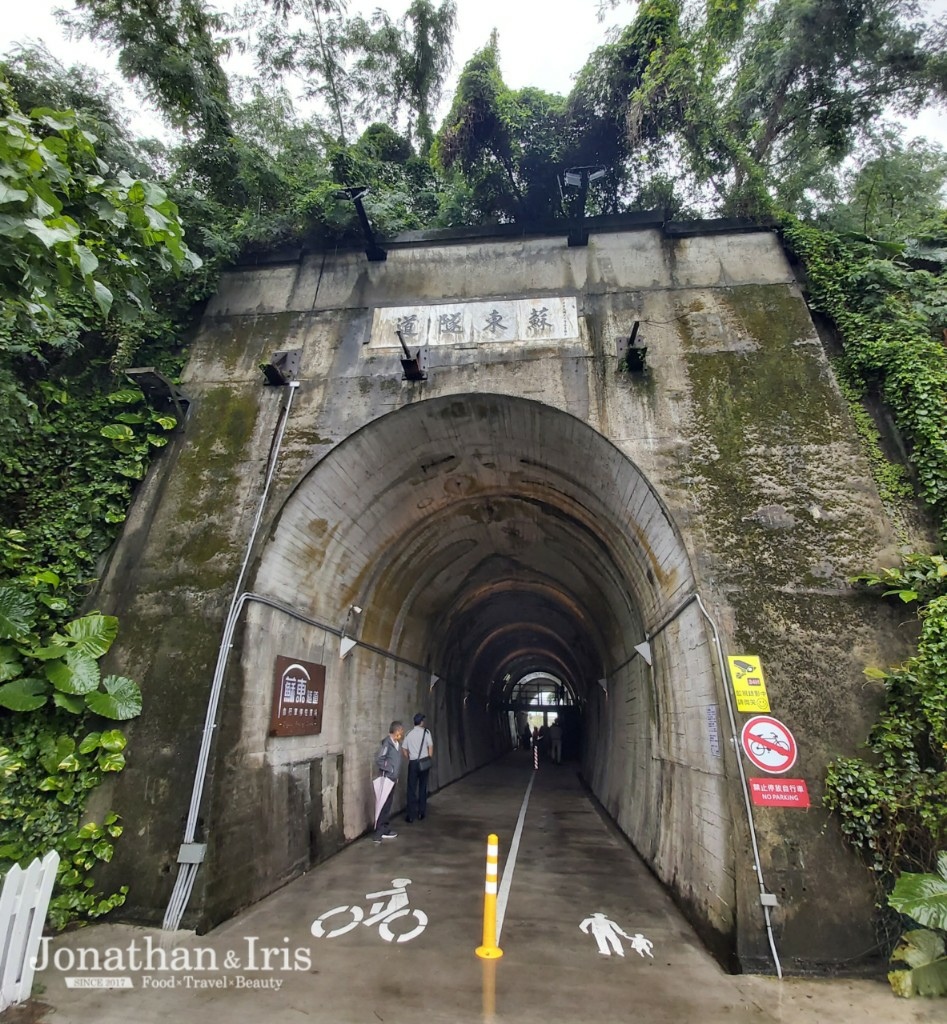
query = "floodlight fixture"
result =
(340, 604, 364, 659)
(617, 320, 648, 373)
(561, 165, 608, 247)
(259, 349, 302, 386)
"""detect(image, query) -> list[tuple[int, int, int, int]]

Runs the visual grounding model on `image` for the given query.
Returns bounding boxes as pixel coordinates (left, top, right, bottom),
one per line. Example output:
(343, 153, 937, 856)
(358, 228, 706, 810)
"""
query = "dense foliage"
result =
(0, 73, 194, 925)
(786, 221, 947, 983)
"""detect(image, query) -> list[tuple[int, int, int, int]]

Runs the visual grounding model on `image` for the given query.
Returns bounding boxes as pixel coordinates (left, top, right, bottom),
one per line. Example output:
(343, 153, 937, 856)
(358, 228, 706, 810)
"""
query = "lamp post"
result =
(562, 165, 607, 247)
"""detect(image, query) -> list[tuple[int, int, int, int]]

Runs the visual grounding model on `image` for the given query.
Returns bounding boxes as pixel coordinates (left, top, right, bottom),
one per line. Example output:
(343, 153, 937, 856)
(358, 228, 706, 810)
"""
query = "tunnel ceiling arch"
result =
(254, 394, 697, 702)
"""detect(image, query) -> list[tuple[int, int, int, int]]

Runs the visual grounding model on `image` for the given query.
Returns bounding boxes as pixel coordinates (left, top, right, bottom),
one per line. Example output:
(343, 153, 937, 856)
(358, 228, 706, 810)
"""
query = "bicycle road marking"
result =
(310, 879, 427, 943)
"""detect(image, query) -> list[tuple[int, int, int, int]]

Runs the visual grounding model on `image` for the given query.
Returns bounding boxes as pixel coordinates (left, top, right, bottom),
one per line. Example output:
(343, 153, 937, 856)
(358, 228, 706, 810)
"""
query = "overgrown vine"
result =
(0, 82, 199, 928)
(0, 377, 179, 926)
(786, 220, 947, 990)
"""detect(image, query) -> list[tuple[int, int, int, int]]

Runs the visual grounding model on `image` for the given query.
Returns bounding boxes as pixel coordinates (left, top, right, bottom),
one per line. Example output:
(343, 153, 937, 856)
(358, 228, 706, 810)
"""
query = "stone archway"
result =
(239, 392, 736, 949)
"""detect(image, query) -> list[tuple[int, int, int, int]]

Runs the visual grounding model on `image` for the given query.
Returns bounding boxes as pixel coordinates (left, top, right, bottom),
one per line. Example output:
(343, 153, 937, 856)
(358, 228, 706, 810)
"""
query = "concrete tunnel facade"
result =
(91, 218, 915, 973)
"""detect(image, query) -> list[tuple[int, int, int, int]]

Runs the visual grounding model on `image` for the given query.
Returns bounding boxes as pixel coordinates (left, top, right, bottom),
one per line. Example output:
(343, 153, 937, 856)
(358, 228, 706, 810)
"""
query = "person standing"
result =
(549, 719, 563, 764)
(404, 712, 433, 823)
(373, 721, 404, 843)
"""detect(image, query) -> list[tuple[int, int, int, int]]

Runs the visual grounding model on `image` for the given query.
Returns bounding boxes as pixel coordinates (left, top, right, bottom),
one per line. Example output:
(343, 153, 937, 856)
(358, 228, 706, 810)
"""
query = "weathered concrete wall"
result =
(94, 223, 912, 969)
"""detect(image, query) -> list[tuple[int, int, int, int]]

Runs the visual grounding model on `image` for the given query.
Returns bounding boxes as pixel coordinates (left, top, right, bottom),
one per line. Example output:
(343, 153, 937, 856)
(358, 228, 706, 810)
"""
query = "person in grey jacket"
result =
(373, 721, 404, 842)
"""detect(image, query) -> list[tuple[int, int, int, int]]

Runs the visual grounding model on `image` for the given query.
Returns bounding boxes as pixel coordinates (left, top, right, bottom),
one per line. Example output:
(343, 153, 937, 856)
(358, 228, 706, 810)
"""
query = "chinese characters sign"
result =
(370, 297, 580, 348)
(270, 656, 325, 737)
(727, 654, 771, 713)
(749, 778, 811, 808)
(705, 704, 722, 759)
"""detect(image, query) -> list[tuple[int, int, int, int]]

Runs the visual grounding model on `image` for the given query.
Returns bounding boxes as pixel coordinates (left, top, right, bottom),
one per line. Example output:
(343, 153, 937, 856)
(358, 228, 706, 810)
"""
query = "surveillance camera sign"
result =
(727, 655, 771, 713)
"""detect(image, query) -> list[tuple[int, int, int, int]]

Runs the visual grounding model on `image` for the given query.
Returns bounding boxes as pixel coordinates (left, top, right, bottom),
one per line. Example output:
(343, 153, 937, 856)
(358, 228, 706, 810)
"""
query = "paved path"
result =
(12, 756, 942, 1024)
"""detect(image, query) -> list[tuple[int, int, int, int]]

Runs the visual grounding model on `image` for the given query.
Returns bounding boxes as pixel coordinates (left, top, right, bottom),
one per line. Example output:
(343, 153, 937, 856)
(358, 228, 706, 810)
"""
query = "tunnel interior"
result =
(259, 392, 667, 750)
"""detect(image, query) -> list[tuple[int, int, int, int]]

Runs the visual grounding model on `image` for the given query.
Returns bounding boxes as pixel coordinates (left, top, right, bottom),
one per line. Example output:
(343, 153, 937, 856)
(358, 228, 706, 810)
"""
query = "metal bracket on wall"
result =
(616, 321, 647, 372)
(396, 330, 428, 382)
(260, 349, 302, 385)
(125, 366, 191, 429)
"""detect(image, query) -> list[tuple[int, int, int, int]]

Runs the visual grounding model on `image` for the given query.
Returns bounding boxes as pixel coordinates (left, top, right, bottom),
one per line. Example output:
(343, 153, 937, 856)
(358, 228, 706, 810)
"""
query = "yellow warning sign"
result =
(727, 655, 771, 713)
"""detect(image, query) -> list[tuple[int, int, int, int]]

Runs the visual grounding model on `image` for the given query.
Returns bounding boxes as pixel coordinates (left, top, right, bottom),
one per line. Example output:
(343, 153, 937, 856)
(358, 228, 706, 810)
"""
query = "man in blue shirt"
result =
(403, 713, 433, 823)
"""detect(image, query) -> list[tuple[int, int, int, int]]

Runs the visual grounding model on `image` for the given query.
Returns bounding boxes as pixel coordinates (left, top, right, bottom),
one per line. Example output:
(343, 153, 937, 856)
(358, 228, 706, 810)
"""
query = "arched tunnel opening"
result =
(233, 391, 736, 955)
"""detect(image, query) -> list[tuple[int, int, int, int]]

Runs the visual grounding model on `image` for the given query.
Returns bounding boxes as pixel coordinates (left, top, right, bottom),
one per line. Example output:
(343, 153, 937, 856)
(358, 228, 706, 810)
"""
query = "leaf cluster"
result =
(0, 716, 129, 930)
(886, 854, 947, 997)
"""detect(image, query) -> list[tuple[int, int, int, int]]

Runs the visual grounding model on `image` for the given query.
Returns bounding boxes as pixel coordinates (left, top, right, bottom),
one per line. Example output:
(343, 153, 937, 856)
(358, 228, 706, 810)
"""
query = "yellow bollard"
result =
(476, 833, 504, 959)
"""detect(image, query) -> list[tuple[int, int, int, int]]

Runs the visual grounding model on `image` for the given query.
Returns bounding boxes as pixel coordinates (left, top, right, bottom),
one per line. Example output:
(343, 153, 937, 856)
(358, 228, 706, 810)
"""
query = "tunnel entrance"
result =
(249, 392, 737, 953)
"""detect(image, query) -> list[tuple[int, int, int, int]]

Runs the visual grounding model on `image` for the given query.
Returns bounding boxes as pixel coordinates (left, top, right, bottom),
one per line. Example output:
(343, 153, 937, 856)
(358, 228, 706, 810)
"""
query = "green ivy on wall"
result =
(786, 220, 947, 990)
(0, 380, 177, 926)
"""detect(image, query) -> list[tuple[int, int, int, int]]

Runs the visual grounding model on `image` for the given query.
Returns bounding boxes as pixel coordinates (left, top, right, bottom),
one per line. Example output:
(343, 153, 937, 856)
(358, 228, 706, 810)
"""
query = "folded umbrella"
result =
(372, 775, 395, 828)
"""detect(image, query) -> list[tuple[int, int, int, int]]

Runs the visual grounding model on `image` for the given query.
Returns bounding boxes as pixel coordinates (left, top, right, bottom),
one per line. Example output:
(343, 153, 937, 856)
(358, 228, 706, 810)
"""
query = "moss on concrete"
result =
(679, 285, 883, 590)
(197, 312, 306, 377)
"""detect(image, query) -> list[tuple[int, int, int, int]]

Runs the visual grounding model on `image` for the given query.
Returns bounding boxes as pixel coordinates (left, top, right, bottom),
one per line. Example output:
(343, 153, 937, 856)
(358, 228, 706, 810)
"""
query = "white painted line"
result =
(495, 773, 535, 942)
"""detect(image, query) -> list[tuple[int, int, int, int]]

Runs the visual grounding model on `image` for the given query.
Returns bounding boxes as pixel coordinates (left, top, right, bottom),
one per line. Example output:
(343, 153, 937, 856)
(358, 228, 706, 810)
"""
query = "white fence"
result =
(0, 851, 59, 1012)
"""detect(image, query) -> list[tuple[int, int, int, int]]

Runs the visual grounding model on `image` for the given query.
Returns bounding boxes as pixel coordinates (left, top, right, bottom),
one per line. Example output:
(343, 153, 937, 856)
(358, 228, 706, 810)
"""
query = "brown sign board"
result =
(270, 656, 326, 736)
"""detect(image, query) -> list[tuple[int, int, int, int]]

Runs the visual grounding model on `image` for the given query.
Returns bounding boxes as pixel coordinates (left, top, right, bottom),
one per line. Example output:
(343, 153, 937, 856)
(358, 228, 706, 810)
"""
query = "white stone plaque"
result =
(369, 297, 579, 349)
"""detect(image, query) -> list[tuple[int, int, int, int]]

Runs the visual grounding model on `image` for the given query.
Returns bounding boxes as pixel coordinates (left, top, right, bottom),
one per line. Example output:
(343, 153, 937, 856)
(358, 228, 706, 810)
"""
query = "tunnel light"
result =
(561, 165, 607, 248)
(259, 349, 302, 386)
(634, 641, 653, 666)
(597, 677, 608, 696)
(430, 674, 440, 691)
(340, 605, 363, 658)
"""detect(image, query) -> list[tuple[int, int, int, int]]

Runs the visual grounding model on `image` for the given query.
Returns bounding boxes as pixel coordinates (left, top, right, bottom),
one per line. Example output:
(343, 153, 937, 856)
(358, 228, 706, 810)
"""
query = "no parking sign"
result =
(740, 715, 798, 774)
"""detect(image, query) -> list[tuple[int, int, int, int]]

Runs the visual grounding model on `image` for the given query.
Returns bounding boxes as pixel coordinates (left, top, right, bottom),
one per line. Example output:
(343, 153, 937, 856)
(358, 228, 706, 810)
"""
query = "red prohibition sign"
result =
(740, 715, 798, 774)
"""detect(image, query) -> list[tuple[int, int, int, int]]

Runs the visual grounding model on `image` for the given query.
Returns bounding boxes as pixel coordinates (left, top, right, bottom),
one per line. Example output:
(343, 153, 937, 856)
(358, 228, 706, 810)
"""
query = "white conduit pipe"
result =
(162, 589, 435, 930)
(694, 593, 783, 979)
(163, 382, 299, 931)
(162, 583, 438, 931)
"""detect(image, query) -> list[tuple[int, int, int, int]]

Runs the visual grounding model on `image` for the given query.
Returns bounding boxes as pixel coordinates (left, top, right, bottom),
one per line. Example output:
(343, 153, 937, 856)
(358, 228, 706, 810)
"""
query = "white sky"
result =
(0, 0, 944, 145)
(0, 0, 614, 138)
